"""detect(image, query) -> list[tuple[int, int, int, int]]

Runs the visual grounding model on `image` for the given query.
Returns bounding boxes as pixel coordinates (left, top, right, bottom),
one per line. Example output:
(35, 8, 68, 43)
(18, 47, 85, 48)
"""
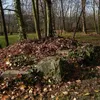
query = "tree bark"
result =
(73, 9, 83, 39)
(0, 0, 9, 46)
(14, 0, 27, 39)
(32, 0, 41, 39)
(61, 0, 65, 31)
(93, 0, 98, 34)
(44, 1, 47, 37)
(98, 0, 100, 34)
(45, 0, 53, 37)
(81, 0, 87, 34)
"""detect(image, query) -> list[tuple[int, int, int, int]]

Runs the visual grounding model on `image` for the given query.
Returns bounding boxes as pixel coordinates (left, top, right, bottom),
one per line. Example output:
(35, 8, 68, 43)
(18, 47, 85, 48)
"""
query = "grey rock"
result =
(34, 56, 62, 82)
(1, 70, 29, 78)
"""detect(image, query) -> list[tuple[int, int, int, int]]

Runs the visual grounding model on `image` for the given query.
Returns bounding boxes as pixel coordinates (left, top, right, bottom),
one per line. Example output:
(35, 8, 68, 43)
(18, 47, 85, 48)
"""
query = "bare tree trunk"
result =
(75, 6, 79, 26)
(61, 0, 65, 31)
(0, 0, 9, 46)
(14, 0, 27, 40)
(98, 0, 100, 34)
(32, 0, 41, 39)
(44, 1, 47, 37)
(0, 12, 3, 35)
(69, 6, 72, 31)
(60, 10, 62, 34)
(93, 0, 98, 34)
(45, 0, 53, 37)
(59, 10, 61, 32)
(36, 0, 41, 38)
(8, 11, 10, 34)
(40, 0, 47, 37)
(81, 0, 87, 34)
(52, 10, 56, 33)
(73, 8, 83, 39)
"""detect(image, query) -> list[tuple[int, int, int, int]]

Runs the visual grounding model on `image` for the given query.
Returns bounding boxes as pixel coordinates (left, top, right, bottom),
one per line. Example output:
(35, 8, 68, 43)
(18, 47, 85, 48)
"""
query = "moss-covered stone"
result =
(34, 57, 61, 83)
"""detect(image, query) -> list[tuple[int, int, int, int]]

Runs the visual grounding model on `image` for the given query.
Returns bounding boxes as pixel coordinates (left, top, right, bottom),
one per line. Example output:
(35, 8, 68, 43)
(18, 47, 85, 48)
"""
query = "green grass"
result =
(0, 33, 37, 48)
(0, 32, 100, 48)
(61, 32, 100, 46)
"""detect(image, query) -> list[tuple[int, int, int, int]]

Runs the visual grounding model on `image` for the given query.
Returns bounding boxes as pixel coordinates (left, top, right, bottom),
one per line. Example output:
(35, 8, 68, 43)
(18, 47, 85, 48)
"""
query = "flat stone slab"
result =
(1, 70, 29, 78)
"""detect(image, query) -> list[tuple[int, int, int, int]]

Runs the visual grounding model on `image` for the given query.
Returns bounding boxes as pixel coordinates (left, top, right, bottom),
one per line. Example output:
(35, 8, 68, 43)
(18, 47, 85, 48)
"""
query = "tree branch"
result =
(3, 9, 17, 12)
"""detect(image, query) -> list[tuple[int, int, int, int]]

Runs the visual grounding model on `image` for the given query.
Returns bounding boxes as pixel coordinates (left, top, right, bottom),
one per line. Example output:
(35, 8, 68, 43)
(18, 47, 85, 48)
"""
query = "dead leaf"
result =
(62, 91, 68, 95)
(11, 96, 15, 100)
(84, 92, 90, 96)
(29, 88, 33, 94)
(1, 95, 9, 100)
(43, 88, 48, 92)
(73, 98, 77, 100)
(19, 85, 26, 91)
(94, 90, 99, 93)
(56, 96, 59, 100)
(24, 95, 29, 99)
(76, 80, 81, 84)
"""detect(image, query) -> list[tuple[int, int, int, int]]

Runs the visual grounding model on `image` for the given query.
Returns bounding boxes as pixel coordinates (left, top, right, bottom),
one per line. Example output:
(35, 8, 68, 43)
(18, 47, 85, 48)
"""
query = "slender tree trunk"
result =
(61, 0, 65, 31)
(45, 0, 53, 37)
(69, 6, 72, 31)
(52, 10, 56, 33)
(0, 11, 3, 35)
(44, 1, 47, 37)
(73, 8, 83, 39)
(36, 0, 41, 38)
(40, 0, 47, 37)
(75, 6, 79, 26)
(81, 0, 87, 34)
(93, 0, 98, 34)
(60, 10, 62, 34)
(59, 11, 61, 31)
(98, 0, 100, 34)
(0, 0, 9, 46)
(14, 0, 27, 40)
(32, 0, 41, 39)
(8, 11, 10, 33)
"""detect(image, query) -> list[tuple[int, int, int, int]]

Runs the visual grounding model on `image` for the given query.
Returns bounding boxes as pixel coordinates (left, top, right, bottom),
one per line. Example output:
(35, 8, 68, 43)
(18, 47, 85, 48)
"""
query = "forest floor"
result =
(0, 34, 100, 100)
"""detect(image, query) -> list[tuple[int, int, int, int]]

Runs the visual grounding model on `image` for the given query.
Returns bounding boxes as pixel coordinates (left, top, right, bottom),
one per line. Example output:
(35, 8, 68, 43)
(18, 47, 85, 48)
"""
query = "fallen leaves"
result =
(76, 80, 81, 84)
(0, 77, 100, 100)
(62, 91, 69, 95)
(0, 38, 100, 99)
(19, 84, 26, 91)
(29, 88, 33, 94)
(1, 95, 9, 100)
(24, 95, 29, 99)
(0, 37, 77, 70)
(94, 90, 99, 93)
(84, 92, 90, 96)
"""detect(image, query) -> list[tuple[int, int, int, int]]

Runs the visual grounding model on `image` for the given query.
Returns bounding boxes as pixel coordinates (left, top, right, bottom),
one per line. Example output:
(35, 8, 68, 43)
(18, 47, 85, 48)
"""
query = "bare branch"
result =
(3, 8, 17, 12)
